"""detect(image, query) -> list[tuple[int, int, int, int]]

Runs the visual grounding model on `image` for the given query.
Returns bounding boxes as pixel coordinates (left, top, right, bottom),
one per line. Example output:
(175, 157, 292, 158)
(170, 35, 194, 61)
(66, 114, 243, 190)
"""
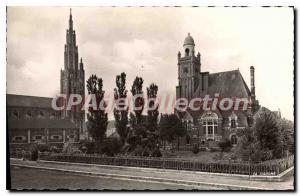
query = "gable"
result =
(194, 70, 251, 99)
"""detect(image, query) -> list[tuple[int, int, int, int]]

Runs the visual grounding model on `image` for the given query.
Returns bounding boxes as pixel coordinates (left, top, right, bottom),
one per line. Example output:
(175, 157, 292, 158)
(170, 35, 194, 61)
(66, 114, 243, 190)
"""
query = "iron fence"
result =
(10, 151, 293, 176)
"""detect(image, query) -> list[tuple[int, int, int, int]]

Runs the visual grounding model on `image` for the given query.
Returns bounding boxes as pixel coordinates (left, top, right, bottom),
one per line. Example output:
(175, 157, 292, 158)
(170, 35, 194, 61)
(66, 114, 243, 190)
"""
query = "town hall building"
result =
(175, 33, 260, 149)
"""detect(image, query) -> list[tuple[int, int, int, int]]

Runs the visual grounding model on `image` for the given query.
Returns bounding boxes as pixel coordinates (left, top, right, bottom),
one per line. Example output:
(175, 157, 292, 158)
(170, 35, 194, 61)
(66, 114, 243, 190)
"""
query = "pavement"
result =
(10, 158, 294, 190)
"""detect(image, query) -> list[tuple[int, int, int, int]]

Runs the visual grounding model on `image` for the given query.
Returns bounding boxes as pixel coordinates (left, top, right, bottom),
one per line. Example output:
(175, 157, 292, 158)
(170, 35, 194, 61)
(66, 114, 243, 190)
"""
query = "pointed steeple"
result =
(80, 57, 84, 70)
(69, 8, 73, 30)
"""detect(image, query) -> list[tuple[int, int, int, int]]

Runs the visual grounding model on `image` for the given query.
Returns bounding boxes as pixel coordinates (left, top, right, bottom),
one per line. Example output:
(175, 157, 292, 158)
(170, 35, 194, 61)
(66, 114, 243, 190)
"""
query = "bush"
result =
(192, 143, 200, 154)
(218, 139, 232, 152)
(79, 141, 96, 154)
(152, 148, 162, 157)
(29, 145, 38, 161)
(50, 145, 61, 153)
(133, 145, 143, 156)
(142, 147, 150, 157)
(62, 142, 82, 154)
(127, 135, 139, 150)
(101, 137, 122, 156)
(37, 144, 49, 152)
(210, 147, 220, 152)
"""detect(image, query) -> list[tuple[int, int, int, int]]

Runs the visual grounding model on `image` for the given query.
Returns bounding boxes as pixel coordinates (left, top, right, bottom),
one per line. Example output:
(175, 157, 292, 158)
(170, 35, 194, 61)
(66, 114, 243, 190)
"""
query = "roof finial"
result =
(70, 8, 72, 16)
(188, 32, 190, 36)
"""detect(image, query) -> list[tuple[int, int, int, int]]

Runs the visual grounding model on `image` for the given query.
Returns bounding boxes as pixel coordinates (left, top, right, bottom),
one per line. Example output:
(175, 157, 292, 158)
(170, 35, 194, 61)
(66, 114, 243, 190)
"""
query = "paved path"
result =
(10, 159, 294, 190)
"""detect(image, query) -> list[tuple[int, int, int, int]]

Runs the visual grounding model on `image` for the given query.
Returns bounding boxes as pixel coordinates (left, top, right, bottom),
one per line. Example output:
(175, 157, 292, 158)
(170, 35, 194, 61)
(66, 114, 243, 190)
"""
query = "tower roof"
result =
(183, 33, 195, 47)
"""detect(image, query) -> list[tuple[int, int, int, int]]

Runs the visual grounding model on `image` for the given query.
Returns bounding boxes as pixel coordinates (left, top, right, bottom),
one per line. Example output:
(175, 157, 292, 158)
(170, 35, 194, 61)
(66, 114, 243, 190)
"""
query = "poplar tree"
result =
(114, 72, 129, 145)
(86, 75, 108, 152)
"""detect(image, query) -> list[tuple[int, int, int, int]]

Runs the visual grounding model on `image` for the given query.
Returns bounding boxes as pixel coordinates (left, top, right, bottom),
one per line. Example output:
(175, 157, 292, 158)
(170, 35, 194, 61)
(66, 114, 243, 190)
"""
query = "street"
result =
(10, 166, 219, 190)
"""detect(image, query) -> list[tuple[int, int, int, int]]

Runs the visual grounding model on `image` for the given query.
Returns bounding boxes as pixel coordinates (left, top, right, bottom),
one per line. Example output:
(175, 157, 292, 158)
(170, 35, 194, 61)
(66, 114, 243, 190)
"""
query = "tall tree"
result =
(131, 77, 144, 124)
(158, 114, 186, 150)
(235, 108, 288, 161)
(86, 75, 108, 152)
(146, 83, 159, 132)
(114, 72, 129, 145)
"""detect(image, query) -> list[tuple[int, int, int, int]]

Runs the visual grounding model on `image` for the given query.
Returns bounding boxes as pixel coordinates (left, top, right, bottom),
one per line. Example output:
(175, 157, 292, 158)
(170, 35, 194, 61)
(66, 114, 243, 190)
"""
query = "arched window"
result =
(185, 48, 190, 56)
(231, 135, 237, 145)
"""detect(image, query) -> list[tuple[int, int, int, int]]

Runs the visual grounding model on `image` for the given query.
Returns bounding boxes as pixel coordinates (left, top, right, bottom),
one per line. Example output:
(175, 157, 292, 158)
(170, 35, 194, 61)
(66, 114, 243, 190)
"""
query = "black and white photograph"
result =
(6, 6, 295, 191)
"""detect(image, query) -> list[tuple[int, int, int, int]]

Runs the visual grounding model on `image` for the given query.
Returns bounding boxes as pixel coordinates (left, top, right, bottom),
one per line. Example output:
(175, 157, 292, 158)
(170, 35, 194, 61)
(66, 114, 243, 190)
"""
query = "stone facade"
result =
(175, 34, 260, 149)
(60, 9, 86, 138)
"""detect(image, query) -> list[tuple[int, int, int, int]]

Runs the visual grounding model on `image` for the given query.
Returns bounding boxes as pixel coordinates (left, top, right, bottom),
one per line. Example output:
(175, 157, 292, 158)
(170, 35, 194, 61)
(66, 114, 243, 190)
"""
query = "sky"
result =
(6, 7, 294, 120)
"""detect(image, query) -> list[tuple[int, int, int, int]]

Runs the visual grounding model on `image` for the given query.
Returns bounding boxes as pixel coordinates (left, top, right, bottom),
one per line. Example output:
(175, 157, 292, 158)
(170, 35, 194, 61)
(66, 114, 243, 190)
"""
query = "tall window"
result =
(231, 135, 237, 145)
(186, 135, 190, 145)
(208, 126, 213, 135)
(231, 119, 236, 128)
(201, 112, 218, 140)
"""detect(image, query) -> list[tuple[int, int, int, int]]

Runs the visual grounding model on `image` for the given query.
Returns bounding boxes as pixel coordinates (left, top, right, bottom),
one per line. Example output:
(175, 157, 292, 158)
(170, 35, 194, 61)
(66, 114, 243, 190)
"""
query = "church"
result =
(175, 33, 260, 149)
(7, 10, 87, 151)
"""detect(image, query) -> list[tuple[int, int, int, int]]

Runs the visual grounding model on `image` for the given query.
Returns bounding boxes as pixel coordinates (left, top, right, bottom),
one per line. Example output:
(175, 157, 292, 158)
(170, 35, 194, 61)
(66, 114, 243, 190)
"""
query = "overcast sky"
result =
(7, 7, 294, 120)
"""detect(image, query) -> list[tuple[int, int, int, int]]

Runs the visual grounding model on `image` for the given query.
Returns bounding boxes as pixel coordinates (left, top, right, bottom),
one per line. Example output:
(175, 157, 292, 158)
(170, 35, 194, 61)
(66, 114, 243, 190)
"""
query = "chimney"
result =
(250, 66, 255, 99)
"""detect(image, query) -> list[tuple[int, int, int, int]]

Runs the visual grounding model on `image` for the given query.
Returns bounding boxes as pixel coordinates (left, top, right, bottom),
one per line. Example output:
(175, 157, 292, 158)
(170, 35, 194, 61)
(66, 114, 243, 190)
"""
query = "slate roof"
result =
(194, 70, 251, 98)
(7, 94, 53, 108)
(178, 69, 251, 127)
(208, 69, 250, 97)
(8, 119, 77, 129)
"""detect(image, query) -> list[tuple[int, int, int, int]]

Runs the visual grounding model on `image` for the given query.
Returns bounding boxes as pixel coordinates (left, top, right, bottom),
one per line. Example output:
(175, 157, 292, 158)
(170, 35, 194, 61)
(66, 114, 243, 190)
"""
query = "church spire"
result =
(69, 8, 73, 30)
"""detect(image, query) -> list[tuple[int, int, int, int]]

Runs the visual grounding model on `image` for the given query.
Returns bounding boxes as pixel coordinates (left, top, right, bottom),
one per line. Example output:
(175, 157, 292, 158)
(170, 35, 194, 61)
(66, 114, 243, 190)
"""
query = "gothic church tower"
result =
(60, 9, 86, 137)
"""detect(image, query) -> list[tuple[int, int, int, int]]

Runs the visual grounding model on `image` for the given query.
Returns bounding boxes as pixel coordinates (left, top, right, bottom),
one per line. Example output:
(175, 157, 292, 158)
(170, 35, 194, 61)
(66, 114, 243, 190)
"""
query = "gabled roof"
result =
(8, 119, 77, 129)
(208, 69, 250, 98)
(194, 70, 251, 99)
(7, 94, 53, 108)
